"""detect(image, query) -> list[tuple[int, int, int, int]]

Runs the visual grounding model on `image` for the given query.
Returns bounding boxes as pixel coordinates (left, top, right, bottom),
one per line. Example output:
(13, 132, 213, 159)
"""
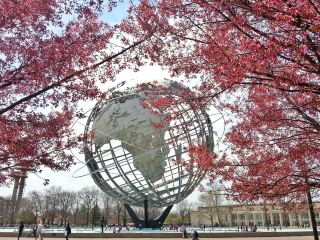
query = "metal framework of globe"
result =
(84, 81, 214, 208)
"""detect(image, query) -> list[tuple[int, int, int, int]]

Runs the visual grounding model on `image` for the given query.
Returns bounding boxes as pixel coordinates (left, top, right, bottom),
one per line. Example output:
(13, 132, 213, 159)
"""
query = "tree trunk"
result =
(215, 208, 221, 226)
(123, 209, 127, 225)
(92, 205, 96, 228)
(42, 217, 46, 225)
(86, 209, 89, 226)
(73, 207, 79, 225)
(117, 211, 121, 225)
(306, 186, 319, 240)
(105, 209, 108, 225)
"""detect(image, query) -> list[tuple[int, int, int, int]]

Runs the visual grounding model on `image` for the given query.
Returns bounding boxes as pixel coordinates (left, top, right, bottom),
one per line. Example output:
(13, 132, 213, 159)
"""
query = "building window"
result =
(315, 212, 320, 225)
(232, 214, 238, 226)
(283, 213, 290, 227)
(291, 212, 299, 227)
(300, 212, 310, 227)
(239, 214, 246, 225)
(300, 212, 308, 219)
(273, 213, 280, 226)
(248, 213, 254, 226)
(255, 213, 263, 226)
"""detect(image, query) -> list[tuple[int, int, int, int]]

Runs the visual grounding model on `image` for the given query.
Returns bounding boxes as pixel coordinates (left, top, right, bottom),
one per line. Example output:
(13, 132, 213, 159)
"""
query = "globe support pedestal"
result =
(124, 200, 173, 228)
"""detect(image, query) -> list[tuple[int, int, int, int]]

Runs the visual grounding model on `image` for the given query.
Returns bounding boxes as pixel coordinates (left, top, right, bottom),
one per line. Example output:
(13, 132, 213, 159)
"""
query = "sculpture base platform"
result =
(124, 199, 173, 228)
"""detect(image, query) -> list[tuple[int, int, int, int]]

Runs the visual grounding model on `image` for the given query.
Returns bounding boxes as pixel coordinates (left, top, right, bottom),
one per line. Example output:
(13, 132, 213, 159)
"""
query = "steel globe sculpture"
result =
(84, 80, 214, 227)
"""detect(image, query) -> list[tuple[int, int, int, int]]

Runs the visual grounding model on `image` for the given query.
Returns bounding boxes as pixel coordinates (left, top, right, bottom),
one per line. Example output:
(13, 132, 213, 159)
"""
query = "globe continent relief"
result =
(92, 96, 169, 183)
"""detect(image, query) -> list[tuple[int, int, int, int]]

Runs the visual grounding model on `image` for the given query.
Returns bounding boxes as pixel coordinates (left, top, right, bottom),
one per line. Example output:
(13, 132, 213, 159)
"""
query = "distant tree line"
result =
(0, 183, 227, 227)
(15, 186, 126, 226)
(1, 186, 137, 226)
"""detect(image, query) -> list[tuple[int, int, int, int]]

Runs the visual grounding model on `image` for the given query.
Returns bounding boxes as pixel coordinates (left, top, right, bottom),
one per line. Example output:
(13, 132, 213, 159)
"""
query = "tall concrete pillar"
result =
(270, 212, 274, 225)
(9, 169, 28, 225)
(245, 212, 249, 226)
(298, 213, 302, 227)
(288, 212, 293, 227)
(279, 212, 283, 226)
(11, 177, 19, 202)
(15, 173, 27, 215)
(9, 176, 19, 225)
(253, 213, 257, 225)
(262, 213, 266, 226)
(227, 213, 232, 227)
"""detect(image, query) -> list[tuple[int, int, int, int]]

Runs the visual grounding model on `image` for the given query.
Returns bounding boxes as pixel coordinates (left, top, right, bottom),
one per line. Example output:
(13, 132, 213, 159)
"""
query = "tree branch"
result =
(0, 37, 149, 115)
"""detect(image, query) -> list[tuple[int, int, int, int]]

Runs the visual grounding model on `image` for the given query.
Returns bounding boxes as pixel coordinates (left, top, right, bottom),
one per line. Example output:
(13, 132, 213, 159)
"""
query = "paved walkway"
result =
(0, 237, 316, 240)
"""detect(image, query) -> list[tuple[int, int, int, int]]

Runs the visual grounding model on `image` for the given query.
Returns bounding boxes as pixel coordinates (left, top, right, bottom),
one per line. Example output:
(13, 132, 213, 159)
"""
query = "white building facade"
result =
(190, 202, 320, 227)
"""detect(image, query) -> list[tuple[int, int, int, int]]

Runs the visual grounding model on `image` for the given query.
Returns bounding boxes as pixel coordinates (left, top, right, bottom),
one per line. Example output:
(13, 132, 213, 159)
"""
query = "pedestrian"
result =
(101, 216, 105, 233)
(253, 224, 257, 232)
(181, 225, 187, 238)
(35, 219, 44, 240)
(101, 223, 104, 233)
(31, 224, 37, 237)
(65, 222, 71, 240)
(192, 230, 199, 240)
(18, 221, 24, 240)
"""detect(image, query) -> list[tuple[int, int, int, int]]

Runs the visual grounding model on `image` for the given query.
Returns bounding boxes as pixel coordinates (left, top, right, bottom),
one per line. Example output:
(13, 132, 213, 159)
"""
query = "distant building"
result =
(0, 198, 13, 226)
(0, 169, 28, 226)
(190, 202, 320, 227)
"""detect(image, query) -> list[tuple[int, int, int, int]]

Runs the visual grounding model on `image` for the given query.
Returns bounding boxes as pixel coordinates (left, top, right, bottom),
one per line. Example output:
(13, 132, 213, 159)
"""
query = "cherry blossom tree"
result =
(124, 1, 319, 238)
(2, 0, 319, 237)
(0, 0, 154, 184)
